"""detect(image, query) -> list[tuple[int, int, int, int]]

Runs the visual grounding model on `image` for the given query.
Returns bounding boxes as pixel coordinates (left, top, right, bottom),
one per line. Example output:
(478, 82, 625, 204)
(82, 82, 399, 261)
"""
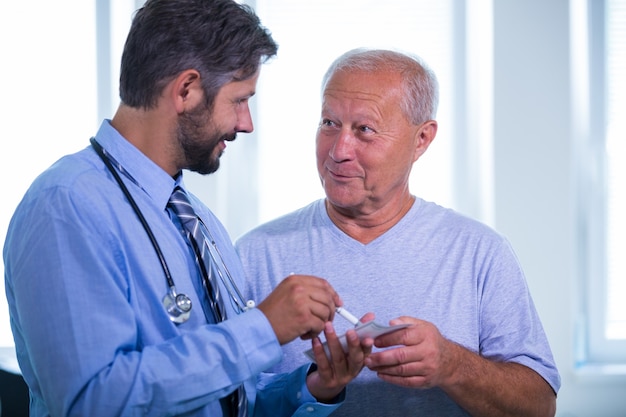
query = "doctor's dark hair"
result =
(119, 0, 278, 110)
(321, 48, 439, 125)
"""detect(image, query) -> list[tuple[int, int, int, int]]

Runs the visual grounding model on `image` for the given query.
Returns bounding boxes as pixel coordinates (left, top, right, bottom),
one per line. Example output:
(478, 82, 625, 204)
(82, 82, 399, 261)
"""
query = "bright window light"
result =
(252, 0, 455, 224)
(605, 0, 626, 340)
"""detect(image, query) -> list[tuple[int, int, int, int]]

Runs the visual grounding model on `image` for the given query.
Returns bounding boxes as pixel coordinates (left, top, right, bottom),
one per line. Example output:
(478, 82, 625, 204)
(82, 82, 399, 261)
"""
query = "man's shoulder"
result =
(236, 200, 322, 245)
(17, 149, 104, 209)
(415, 198, 499, 235)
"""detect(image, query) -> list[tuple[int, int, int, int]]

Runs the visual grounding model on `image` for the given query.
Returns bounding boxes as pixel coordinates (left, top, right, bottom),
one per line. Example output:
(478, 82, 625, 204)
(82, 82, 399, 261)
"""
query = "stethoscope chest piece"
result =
(163, 288, 192, 323)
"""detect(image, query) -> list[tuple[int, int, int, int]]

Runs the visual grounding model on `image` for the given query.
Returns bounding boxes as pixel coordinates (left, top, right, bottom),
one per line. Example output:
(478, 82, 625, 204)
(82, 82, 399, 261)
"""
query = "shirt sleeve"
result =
(5, 177, 282, 416)
(253, 364, 345, 417)
(477, 238, 561, 393)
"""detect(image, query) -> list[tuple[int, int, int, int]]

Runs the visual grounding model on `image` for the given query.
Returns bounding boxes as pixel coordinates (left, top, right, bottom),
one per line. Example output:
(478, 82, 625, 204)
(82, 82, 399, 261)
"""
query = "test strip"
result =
(336, 306, 361, 326)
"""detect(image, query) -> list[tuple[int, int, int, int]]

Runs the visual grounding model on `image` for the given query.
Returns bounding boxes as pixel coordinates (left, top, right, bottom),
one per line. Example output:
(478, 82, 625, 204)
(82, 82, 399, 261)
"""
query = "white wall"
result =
(493, 1, 626, 416)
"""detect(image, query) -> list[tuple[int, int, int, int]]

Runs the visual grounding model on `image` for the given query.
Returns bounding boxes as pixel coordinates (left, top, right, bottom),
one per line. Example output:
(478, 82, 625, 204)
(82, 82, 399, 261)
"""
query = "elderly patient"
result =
(236, 48, 560, 417)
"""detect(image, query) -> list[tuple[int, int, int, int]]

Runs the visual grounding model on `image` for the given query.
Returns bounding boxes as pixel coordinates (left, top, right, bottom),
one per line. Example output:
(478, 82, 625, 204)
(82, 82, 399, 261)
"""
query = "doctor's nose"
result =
(236, 105, 254, 133)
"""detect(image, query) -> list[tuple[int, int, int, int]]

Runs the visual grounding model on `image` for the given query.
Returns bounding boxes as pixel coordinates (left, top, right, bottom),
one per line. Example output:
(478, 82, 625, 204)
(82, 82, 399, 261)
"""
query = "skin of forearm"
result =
(441, 342, 556, 417)
(306, 371, 343, 403)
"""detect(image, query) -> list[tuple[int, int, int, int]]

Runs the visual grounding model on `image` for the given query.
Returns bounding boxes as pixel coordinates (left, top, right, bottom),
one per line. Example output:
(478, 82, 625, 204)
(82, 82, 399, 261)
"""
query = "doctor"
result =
(2, 1, 369, 416)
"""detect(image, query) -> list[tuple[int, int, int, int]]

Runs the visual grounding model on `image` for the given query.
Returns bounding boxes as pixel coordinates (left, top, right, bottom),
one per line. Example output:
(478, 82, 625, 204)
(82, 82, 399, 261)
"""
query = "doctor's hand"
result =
(257, 274, 341, 345)
(306, 317, 374, 403)
(363, 316, 455, 389)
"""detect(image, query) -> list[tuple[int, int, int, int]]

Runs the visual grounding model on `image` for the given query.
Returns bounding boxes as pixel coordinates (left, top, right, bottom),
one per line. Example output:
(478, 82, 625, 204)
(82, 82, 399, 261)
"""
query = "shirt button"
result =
(296, 392, 302, 400)
(306, 406, 315, 412)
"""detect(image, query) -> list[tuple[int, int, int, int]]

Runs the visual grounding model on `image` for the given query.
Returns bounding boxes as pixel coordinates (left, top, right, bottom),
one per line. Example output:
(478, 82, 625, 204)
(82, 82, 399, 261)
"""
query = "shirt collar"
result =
(93, 119, 178, 211)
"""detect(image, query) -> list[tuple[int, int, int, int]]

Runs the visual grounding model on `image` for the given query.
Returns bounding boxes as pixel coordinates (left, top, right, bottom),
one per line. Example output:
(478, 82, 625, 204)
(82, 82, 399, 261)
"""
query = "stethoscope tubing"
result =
(90, 138, 176, 289)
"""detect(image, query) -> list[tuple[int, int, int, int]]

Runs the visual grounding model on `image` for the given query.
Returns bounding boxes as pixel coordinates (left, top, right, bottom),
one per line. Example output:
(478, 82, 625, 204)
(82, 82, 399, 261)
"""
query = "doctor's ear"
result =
(413, 120, 437, 162)
(171, 69, 204, 114)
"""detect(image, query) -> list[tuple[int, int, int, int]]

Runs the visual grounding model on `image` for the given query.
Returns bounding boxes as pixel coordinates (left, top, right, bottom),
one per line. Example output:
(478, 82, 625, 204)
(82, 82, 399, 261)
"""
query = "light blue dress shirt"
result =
(3, 121, 342, 416)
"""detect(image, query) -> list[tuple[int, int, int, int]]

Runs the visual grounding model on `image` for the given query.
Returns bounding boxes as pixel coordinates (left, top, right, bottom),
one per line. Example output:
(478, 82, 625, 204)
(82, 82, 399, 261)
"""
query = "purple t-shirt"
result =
(236, 198, 560, 417)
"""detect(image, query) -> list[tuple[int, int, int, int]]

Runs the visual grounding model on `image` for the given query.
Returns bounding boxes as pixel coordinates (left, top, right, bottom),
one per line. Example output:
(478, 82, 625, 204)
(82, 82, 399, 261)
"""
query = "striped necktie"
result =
(167, 186, 247, 417)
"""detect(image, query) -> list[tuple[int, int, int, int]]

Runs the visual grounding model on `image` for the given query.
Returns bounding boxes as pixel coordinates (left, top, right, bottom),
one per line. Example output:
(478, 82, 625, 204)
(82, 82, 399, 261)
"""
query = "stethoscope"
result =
(90, 138, 255, 324)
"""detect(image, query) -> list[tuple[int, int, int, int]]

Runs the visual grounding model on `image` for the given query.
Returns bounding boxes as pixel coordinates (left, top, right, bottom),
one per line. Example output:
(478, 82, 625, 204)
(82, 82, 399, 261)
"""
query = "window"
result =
(252, 0, 456, 222)
(604, 0, 626, 342)
(574, 0, 626, 365)
(191, 0, 495, 240)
